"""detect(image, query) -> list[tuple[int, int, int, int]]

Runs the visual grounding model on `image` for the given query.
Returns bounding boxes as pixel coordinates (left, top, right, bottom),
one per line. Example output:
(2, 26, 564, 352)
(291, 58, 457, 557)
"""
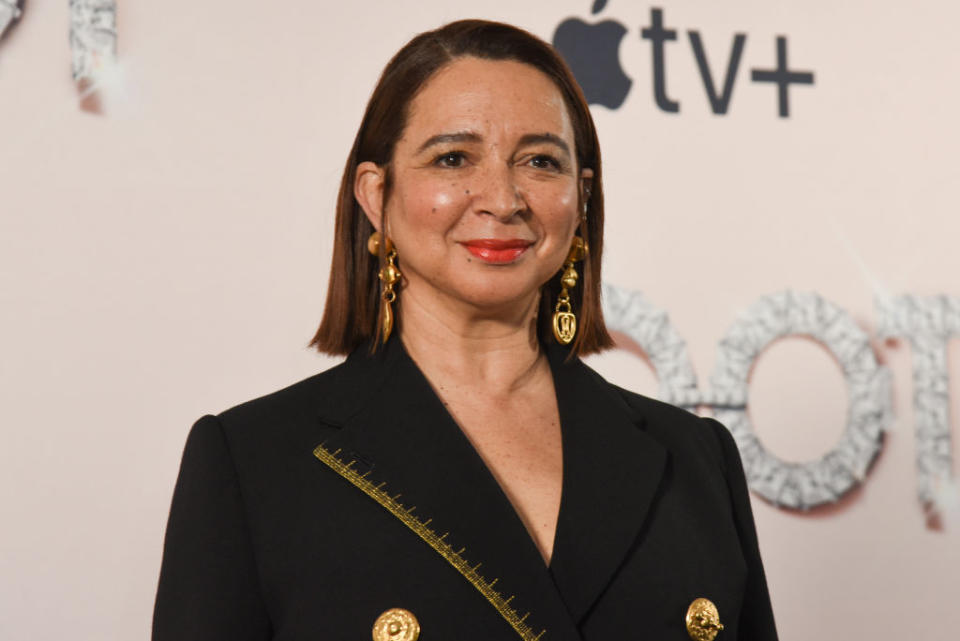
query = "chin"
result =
(457, 280, 544, 312)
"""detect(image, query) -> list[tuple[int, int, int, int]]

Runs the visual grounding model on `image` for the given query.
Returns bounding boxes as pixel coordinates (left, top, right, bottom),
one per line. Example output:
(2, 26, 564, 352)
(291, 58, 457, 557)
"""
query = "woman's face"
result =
(356, 56, 592, 318)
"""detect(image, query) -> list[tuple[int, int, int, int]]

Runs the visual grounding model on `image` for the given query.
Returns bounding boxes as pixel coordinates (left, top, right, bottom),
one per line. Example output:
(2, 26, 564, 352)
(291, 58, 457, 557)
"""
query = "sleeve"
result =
(152, 414, 272, 641)
(705, 417, 779, 641)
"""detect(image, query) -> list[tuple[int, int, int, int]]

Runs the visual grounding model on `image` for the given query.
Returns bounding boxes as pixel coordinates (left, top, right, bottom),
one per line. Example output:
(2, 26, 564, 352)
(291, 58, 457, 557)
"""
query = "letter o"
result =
(601, 283, 701, 404)
(710, 291, 892, 509)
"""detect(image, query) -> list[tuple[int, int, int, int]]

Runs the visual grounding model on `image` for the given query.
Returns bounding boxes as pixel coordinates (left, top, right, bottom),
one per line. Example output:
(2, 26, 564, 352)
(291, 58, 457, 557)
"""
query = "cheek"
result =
(393, 176, 464, 230)
(528, 183, 580, 231)
(416, 184, 456, 212)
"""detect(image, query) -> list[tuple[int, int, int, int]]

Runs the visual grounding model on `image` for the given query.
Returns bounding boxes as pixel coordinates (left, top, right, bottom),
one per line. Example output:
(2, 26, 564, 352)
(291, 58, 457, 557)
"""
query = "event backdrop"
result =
(1, 1, 957, 640)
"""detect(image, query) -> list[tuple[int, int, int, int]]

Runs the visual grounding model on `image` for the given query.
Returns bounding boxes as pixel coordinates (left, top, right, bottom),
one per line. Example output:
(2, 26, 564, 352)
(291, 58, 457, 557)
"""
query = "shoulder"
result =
(597, 377, 748, 514)
(217, 360, 348, 428)
(194, 357, 358, 459)
(597, 373, 733, 476)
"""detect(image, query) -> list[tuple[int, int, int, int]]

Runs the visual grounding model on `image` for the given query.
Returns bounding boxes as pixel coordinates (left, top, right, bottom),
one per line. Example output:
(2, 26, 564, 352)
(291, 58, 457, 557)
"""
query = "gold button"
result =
(372, 608, 420, 641)
(685, 598, 724, 641)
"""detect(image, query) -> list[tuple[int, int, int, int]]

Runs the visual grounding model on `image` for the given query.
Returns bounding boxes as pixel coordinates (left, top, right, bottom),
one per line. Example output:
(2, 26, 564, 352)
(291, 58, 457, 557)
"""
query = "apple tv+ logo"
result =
(553, 3, 815, 117)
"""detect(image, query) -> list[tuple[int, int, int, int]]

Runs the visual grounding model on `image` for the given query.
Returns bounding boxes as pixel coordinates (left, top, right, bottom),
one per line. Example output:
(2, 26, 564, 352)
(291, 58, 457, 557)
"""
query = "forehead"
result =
(403, 57, 574, 143)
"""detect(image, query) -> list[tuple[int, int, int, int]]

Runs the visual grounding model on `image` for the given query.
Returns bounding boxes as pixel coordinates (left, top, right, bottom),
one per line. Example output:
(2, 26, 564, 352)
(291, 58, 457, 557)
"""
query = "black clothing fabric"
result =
(153, 338, 778, 640)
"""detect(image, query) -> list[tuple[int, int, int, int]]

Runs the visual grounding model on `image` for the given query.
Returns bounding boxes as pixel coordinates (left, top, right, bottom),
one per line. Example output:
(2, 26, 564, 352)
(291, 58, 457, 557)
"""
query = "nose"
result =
(472, 163, 526, 220)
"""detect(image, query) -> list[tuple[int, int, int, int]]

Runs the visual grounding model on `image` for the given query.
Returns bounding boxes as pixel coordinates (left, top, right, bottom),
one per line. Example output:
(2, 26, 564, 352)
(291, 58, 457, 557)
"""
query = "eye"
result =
(434, 151, 466, 168)
(528, 154, 562, 171)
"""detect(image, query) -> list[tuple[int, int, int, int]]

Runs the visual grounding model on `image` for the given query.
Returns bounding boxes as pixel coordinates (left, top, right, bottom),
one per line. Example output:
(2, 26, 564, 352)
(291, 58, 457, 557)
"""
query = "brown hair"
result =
(310, 19, 613, 356)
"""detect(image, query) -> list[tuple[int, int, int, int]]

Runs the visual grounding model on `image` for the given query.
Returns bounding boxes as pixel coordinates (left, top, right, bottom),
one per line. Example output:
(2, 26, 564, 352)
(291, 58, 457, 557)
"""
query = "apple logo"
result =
(552, 0, 631, 109)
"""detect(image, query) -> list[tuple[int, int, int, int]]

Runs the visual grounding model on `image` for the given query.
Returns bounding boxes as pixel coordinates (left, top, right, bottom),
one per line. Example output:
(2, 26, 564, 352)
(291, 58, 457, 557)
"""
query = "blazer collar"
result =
(545, 345, 667, 622)
(314, 337, 666, 633)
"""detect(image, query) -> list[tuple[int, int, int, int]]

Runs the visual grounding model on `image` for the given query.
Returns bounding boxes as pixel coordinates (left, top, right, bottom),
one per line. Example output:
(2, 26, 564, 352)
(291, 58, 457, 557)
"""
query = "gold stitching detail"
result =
(313, 444, 546, 641)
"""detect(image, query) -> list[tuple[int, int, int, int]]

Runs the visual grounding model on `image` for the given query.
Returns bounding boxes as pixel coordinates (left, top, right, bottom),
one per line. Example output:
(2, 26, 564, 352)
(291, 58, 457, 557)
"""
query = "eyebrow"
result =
(517, 133, 571, 157)
(416, 131, 482, 154)
(415, 131, 572, 156)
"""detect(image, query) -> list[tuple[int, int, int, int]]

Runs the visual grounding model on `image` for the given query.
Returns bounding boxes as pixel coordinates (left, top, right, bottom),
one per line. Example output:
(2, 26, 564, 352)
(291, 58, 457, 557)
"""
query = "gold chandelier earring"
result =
(552, 236, 588, 345)
(367, 231, 402, 342)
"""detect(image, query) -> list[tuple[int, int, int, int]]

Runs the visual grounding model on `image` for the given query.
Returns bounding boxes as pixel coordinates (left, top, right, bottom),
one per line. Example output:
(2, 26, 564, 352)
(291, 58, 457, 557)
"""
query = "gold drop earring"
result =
(367, 231, 402, 342)
(553, 236, 587, 345)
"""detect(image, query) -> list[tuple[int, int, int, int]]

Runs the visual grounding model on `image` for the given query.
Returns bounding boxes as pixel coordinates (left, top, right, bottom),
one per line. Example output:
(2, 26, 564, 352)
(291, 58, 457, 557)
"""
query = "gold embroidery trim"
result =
(313, 444, 546, 641)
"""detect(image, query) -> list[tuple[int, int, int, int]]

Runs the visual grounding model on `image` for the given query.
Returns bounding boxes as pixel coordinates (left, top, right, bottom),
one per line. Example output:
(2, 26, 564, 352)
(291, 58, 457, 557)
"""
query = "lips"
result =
(461, 238, 533, 264)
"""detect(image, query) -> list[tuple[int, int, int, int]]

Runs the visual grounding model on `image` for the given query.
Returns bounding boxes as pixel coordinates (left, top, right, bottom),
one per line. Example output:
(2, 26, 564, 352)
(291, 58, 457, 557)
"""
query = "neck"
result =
(397, 284, 545, 396)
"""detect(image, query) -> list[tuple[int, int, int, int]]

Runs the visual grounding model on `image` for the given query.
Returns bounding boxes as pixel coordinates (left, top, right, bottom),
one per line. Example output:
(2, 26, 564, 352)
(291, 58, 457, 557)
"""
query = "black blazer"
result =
(153, 338, 777, 641)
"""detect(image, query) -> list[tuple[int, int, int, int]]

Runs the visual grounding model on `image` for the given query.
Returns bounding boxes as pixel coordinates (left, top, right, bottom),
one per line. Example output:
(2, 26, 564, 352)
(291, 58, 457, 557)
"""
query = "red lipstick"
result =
(461, 239, 533, 264)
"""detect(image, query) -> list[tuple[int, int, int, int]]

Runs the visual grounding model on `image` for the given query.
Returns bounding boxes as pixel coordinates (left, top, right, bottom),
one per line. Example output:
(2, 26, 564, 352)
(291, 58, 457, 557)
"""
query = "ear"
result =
(579, 167, 594, 203)
(355, 161, 386, 232)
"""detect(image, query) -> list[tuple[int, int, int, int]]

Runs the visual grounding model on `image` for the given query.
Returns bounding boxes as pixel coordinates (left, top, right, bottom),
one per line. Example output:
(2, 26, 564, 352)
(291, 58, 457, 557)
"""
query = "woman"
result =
(153, 20, 777, 641)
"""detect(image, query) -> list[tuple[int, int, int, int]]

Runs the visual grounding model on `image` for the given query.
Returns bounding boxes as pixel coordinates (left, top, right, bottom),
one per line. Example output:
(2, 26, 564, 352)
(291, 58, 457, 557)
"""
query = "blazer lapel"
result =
(546, 345, 668, 623)
(315, 339, 582, 641)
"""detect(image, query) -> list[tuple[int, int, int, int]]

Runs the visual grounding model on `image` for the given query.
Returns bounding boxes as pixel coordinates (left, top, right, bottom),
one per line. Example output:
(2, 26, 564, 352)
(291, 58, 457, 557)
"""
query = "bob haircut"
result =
(310, 19, 613, 356)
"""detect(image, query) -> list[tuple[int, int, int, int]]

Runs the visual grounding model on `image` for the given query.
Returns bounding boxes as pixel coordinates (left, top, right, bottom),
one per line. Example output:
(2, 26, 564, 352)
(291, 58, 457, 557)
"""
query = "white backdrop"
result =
(1, 2, 958, 640)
